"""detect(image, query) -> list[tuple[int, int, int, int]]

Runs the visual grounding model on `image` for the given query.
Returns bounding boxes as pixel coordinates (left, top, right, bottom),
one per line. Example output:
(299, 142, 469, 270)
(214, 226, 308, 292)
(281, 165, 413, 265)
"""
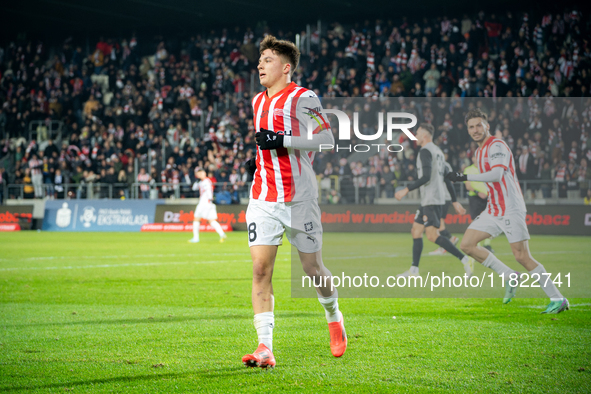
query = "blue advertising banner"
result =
(42, 200, 163, 232)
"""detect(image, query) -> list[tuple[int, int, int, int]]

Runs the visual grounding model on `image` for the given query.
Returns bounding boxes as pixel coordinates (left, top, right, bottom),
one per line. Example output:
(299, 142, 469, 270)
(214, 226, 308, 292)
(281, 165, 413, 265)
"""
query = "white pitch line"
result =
(422, 250, 585, 258)
(324, 250, 584, 260)
(0, 259, 254, 271)
(0, 250, 581, 263)
(0, 252, 250, 262)
(0, 250, 583, 271)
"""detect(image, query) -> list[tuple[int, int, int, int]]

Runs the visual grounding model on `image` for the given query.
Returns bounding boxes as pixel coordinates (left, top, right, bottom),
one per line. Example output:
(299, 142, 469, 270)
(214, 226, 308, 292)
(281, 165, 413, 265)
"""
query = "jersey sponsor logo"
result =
(273, 108, 284, 120)
(490, 152, 506, 159)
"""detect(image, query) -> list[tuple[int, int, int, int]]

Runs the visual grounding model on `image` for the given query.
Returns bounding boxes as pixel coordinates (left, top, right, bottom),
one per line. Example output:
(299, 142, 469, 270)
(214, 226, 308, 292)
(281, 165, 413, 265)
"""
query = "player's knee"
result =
(426, 231, 438, 243)
(301, 261, 321, 278)
(460, 239, 474, 255)
(252, 262, 272, 283)
(513, 249, 529, 264)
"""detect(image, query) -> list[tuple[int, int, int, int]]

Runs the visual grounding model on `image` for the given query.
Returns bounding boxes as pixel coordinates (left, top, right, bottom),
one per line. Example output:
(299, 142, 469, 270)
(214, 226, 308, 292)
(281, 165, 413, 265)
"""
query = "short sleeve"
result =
(488, 141, 510, 170)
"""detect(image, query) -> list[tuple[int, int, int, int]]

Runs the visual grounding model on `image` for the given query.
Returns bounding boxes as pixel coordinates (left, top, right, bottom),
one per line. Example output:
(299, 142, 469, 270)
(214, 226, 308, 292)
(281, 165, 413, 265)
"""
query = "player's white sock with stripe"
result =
(528, 263, 564, 301)
(192, 221, 200, 241)
(319, 290, 341, 323)
(253, 312, 274, 352)
(210, 220, 226, 238)
(481, 253, 514, 277)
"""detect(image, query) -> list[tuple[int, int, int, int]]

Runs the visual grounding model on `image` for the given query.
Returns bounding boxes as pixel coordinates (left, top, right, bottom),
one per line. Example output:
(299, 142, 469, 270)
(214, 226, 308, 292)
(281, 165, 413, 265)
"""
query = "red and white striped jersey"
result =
(476, 137, 526, 216)
(198, 178, 214, 203)
(137, 172, 150, 191)
(29, 159, 42, 176)
(250, 82, 328, 203)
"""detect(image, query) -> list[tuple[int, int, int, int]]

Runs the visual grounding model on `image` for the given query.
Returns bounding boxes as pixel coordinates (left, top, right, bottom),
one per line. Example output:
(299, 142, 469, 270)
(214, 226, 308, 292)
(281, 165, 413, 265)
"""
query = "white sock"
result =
(253, 312, 274, 351)
(192, 221, 200, 241)
(210, 220, 226, 238)
(318, 290, 341, 323)
(529, 263, 564, 301)
(409, 266, 419, 274)
(481, 253, 514, 277)
(461, 256, 470, 265)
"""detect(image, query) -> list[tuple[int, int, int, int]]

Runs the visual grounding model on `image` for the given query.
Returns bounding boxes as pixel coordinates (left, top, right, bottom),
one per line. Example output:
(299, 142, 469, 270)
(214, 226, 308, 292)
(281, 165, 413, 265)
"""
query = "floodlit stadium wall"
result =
(41, 200, 163, 232)
(153, 203, 591, 236)
(1, 200, 590, 235)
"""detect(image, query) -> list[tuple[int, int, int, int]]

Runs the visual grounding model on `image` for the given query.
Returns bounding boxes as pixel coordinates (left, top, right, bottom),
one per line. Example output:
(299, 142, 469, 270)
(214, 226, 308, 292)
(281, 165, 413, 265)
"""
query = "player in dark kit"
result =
(394, 123, 474, 278)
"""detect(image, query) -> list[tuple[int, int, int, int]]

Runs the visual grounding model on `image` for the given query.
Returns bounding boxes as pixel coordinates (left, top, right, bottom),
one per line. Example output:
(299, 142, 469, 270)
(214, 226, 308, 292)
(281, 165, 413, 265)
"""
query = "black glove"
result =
(244, 158, 257, 177)
(255, 128, 284, 150)
(445, 172, 468, 182)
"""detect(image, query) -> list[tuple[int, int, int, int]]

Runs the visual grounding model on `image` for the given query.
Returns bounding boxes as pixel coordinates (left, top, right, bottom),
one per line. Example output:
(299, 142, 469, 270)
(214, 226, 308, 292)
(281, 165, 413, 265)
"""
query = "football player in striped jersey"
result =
(446, 109, 568, 313)
(241, 36, 346, 369)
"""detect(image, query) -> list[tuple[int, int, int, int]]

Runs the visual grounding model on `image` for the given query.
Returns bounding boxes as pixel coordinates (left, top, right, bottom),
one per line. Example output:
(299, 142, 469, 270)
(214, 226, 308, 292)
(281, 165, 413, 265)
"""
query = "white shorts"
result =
(468, 210, 530, 243)
(194, 202, 217, 221)
(245, 199, 323, 253)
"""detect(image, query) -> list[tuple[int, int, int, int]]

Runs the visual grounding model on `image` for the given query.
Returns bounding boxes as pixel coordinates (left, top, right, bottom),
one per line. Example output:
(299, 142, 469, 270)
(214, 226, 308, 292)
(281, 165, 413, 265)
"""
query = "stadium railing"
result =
(28, 120, 64, 145)
(4, 178, 588, 204)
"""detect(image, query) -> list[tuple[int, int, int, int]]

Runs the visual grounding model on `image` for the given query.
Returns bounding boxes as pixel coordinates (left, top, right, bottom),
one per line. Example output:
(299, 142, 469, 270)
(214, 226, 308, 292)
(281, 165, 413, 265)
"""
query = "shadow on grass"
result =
(3, 368, 246, 391)
(2, 315, 245, 328)
(343, 298, 591, 325)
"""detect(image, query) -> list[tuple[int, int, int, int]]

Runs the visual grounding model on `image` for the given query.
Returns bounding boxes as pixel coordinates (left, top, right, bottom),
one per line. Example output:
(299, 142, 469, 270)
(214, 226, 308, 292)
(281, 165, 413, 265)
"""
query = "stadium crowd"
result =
(0, 9, 590, 204)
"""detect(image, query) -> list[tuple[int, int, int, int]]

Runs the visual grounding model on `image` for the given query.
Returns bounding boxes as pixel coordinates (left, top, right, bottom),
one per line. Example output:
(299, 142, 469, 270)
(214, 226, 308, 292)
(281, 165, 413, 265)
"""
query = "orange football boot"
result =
(242, 343, 276, 369)
(328, 314, 347, 357)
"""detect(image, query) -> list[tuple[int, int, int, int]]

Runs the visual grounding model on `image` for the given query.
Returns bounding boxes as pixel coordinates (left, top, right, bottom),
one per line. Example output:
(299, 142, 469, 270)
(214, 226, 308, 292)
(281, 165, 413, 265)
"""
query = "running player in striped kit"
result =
(241, 36, 346, 369)
(463, 155, 494, 253)
(28, 153, 44, 198)
(446, 109, 569, 313)
(188, 168, 226, 243)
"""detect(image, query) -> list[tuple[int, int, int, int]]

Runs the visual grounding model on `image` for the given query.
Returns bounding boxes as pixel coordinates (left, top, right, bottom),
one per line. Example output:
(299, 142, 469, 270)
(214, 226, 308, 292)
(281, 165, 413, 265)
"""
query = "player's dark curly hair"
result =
(464, 108, 488, 124)
(260, 35, 300, 76)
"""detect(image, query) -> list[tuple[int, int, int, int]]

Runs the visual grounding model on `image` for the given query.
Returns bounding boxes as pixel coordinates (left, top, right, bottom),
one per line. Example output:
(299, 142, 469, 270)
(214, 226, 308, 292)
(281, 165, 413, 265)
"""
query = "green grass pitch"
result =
(1, 231, 590, 393)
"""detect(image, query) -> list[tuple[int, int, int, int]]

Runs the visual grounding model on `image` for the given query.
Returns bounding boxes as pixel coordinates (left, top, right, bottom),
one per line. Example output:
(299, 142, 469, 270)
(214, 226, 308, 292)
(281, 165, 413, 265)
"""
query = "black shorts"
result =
(414, 205, 443, 228)
(469, 195, 488, 220)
